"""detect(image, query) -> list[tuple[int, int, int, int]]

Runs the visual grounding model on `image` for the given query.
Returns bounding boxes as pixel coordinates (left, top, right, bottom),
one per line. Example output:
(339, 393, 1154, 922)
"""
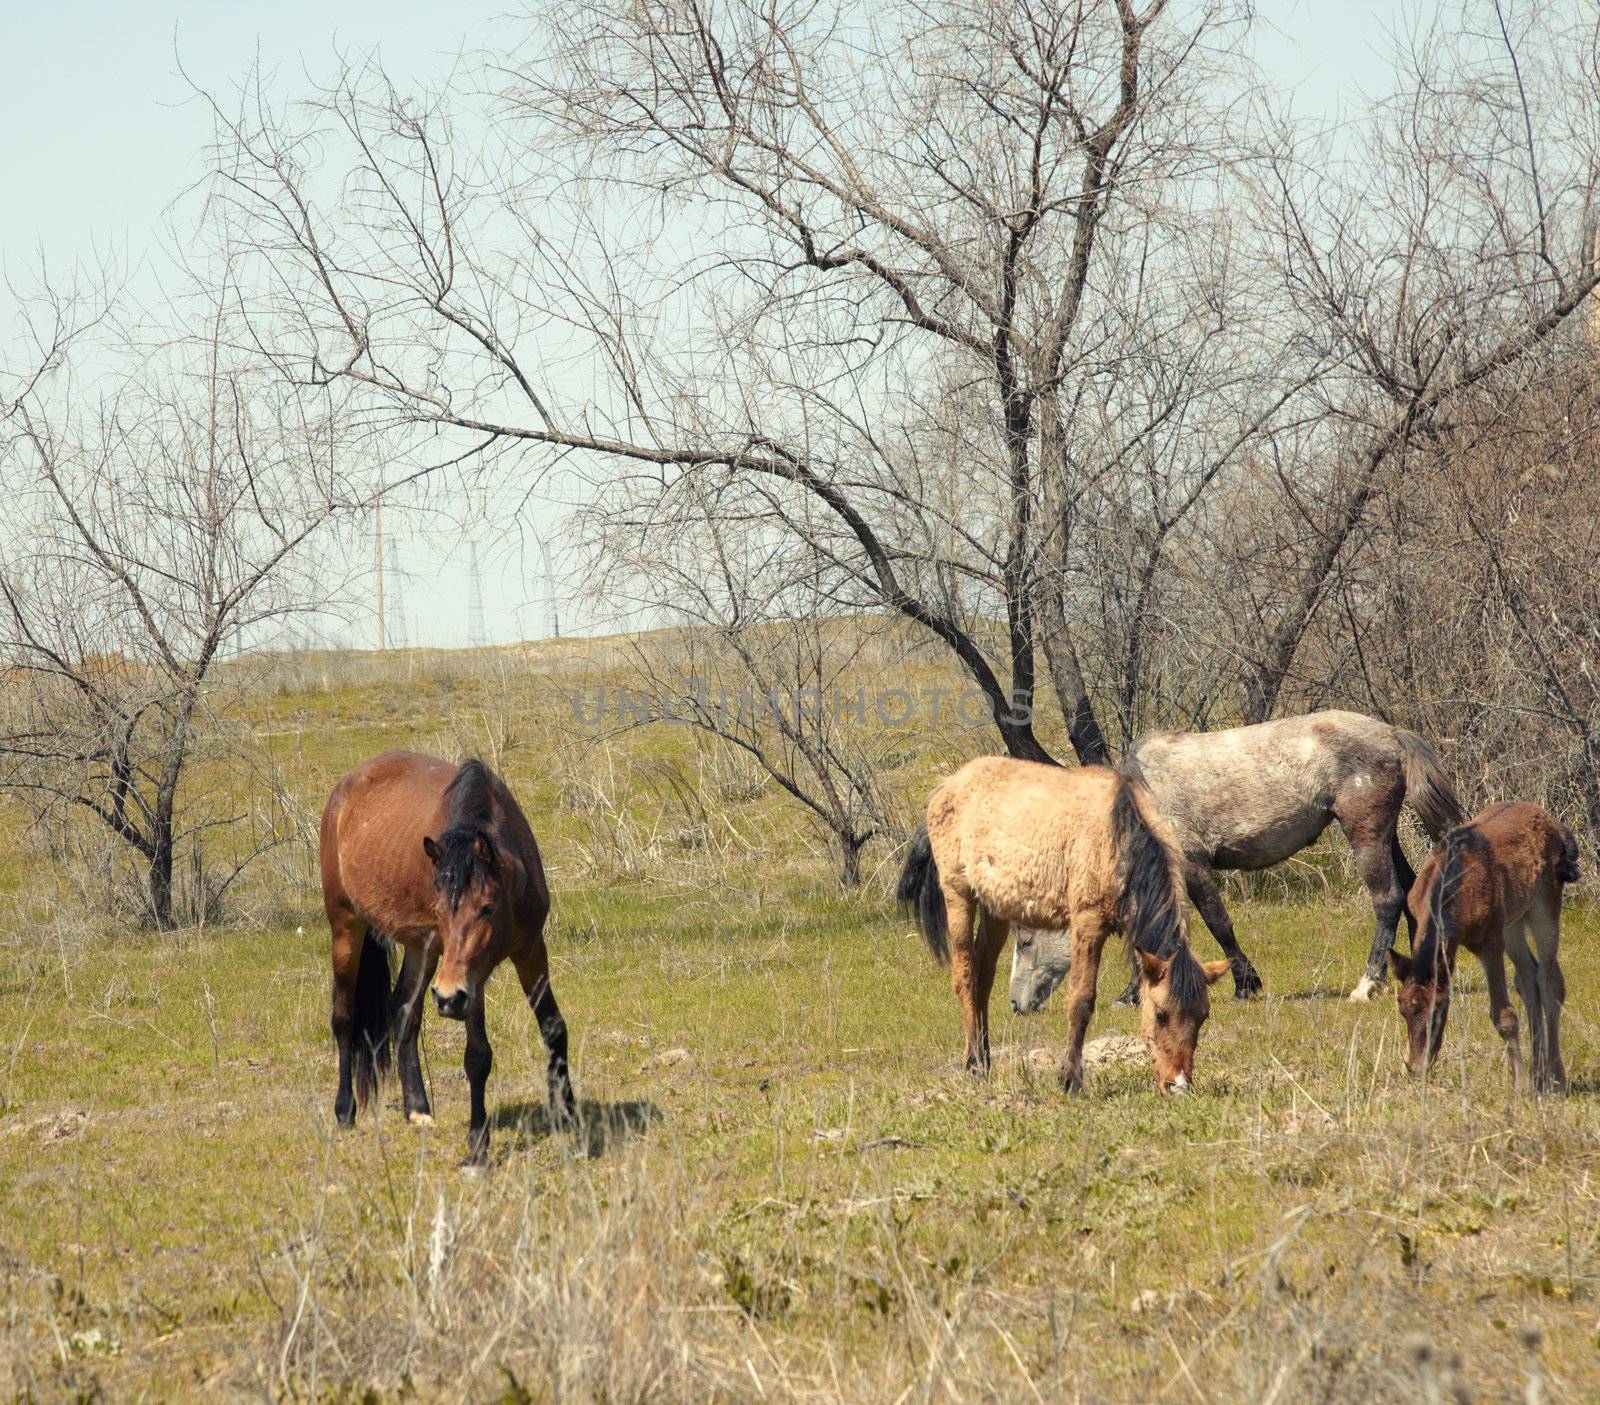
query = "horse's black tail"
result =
(1110, 778, 1206, 1009)
(351, 931, 394, 1109)
(1556, 825, 1581, 885)
(897, 829, 949, 965)
(1396, 728, 1466, 842)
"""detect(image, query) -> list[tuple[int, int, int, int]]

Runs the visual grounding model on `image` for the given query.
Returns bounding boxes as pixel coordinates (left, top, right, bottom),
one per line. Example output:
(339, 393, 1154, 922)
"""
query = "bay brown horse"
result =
(1389, 802, 1579, 1093)
(320, 751, 577, 1164)
(897, 758, 1229, 1094)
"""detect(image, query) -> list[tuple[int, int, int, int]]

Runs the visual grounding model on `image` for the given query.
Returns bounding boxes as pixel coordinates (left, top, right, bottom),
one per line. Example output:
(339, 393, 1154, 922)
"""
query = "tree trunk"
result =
(147, 824, 175, 930)
(837, 833, 866, 890)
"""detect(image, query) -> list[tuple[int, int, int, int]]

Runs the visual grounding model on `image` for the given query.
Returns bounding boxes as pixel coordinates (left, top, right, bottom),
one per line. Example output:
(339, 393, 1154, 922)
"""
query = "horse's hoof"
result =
(1112, 991, 1138, 1008)
(459, 1154, 489, 1174)
(1347, 975, 1381, 1002)
(407, 1111, 434, 1127)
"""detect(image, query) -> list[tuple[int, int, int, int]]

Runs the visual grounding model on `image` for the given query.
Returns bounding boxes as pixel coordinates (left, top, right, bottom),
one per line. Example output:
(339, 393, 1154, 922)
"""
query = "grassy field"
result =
(3, 643, 1599, 1402)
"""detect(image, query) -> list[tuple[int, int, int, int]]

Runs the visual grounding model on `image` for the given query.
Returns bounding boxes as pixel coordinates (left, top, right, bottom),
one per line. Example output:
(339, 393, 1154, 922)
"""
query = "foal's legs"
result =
(1060, 909, 1109, 1093)
(1504, 921, 1545, 1095)
(511, 935, 579, 1132)
(1529, 893, 1567, 1093)
(462, 992, 493, 1167)
(391, 944, 437, 1125)
(1340, 805, 1411, 1002)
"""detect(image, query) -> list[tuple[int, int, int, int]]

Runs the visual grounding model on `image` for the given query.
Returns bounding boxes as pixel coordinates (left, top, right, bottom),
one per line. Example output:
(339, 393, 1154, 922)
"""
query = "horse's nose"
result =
(433, 986, 469, 1020)
(1165, 1072, 1190, 1095)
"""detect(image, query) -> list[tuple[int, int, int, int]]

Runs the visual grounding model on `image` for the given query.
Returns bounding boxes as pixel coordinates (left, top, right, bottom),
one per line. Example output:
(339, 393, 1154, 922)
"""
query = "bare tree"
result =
(0, 280, 355, 927)
(202, 0, 1298, 766)
(1229, 0, 1600, 722)
(586, 474, 895, 886)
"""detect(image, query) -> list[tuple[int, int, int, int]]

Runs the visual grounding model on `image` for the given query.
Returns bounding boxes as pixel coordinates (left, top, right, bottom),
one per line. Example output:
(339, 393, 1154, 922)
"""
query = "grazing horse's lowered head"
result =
(1009, 928, 1072, 1015)
(1002, 786, 1229, 1090)
(1387, 832, 1467, 1072)
(900, 759, 1233, 1093)
(423, 760, 516, 1019)
(1112, 781, 1231, 1091)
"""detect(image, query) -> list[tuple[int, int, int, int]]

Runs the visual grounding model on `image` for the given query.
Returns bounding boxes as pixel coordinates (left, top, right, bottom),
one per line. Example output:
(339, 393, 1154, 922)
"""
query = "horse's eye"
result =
(480, 903, 496, 919)
(1156, 1011, 1169, 1027)
(1017, 937, 1033, 951)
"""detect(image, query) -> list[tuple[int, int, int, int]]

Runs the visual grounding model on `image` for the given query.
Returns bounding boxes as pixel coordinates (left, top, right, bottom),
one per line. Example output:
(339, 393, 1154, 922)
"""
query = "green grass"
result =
(2, 643, 1598, 1401)
(4, 883, 1600, 1401)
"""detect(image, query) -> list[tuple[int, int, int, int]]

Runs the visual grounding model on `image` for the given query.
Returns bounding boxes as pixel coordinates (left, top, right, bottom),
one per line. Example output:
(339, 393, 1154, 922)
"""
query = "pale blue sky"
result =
(1, 1, 1397, 649)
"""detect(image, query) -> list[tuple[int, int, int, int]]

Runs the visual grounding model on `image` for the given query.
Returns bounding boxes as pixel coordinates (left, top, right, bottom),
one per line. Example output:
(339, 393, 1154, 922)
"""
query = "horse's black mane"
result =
(433, 758, 496, 909)
(1111, 780, 1208, 1016)
(1412, 827, 1475, 981)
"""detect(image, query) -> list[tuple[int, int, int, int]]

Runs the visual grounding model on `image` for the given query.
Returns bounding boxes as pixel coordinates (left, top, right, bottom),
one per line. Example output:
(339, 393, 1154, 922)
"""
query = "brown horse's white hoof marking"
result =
(407, 1111, 434, 1127)
(1348, 974, 1381, 1002)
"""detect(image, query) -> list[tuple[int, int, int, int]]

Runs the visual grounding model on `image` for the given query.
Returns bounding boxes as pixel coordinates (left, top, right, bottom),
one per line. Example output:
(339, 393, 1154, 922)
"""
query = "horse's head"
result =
(423, 826, 512, 1019)
(1136, 948, 1230, 1093)
(1009, 928, 1071, 1014)
(1388, 949, 1450, 1074)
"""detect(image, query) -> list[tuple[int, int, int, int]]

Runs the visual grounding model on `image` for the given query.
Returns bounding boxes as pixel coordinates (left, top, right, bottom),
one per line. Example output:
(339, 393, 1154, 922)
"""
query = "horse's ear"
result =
(1200, 958, 1231, 986)
(1137, 950, 1170, 986)
(423, 835, 441, 865)
(473, 830, 497, 871)
(1387, 948, 1412, 982)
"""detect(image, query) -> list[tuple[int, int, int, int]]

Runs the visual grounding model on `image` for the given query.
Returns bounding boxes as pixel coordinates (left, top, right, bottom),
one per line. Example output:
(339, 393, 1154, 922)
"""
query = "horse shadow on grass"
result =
(491, 1097, 663, 1159)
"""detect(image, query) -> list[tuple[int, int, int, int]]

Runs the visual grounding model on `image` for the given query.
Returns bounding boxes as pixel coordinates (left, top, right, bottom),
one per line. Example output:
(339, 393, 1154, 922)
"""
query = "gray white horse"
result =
(1010, 710, 1464, 1012)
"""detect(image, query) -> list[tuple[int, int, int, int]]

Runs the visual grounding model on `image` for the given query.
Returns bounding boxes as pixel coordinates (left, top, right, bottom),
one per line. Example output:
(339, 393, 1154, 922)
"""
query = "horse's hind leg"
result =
(329, 905, 367, 1129)
(391, 945, 437, 1125)
(1339, 803, 1408, 1002)
(463, 993, 493, 1167)
(940, 884, 989, 1073)
(1526, 897, 1567, 1093)
(512, 937, 579, 1134)
(967, 908, 1008, 1073)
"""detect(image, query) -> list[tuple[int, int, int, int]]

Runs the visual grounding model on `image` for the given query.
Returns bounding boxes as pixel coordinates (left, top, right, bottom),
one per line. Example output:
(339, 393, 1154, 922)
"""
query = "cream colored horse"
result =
(898, 758, 1228, 1093)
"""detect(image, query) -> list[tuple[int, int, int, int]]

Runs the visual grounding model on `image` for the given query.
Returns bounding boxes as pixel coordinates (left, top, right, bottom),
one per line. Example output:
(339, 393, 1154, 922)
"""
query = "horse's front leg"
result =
(1484, 945, 1527, 1095)
(1186, 863, 1261, 999)
(1060, 912, 1108, 1093)
(462, 994, 493, 1167)
(391, 944, 438, 1126)
(328, 908, 369, 1129)
(512, 940, 579, 1134)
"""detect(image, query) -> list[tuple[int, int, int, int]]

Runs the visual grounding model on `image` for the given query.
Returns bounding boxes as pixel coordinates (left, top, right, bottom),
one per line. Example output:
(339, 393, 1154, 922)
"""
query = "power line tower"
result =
(387, 537, 407, 649)
(540, 535, 560, 639)
(466, 539, 486, 647)
(373, 478, 386, 650)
